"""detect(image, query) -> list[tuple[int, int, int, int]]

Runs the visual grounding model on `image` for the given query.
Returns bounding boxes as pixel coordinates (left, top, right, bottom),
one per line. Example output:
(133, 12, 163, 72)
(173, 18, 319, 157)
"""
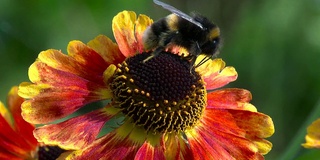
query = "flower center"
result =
(37, 146, 65, 160)
(110, 52, 206, 134)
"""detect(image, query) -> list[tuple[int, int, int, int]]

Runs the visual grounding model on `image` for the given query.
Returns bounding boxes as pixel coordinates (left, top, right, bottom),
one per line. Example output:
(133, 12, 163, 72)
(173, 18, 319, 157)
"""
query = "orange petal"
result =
(34, 107, 116, 150)
(197, 58, 238, 90)
(228, 109, 274, 155)
(207, 88, 257, 112)
(87, 35, 126, 65)
(201, 108, 246, 136)
(112, 11, 153, 57)
(212, 131, 264, 160)
(229, 109, 275, 138)
(198, 108, 272, 158)
(302, 118, 320, 148)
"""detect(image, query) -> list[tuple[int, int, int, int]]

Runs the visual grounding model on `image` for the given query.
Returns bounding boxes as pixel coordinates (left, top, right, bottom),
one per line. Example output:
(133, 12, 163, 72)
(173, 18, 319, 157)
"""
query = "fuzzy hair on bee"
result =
(143, 0, 221, 67)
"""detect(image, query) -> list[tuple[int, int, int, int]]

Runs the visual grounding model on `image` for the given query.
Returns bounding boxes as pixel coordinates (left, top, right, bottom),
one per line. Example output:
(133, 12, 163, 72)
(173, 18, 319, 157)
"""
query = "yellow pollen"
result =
(146, 93, 150, 97)
(143, 103, 147, 107)
(149, 109, 156, 112)
(134, 89, 139, 93)
(191, 85, 196, 89)
(141, 91, 145, 95)
(172, 101, 177, 105)
(129, 78, 134, 83)
(159, 110, 163, 115)
(164, 100, 169, 104)
(117, 64, 122, 68)
(116, 68, 122, 73)
(127, 90, 132, 93)
(125, 67, 129, 72)
(167, 107, 172, 111)
(155, 103, 160, 107)
(181, 105, 186, 109)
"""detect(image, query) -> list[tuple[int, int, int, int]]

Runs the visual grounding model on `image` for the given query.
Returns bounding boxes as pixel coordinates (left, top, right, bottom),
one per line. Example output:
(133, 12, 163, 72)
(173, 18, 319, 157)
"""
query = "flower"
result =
(0, 86, 65, 159)
(302, 118, 320, 148)
(18, 11, 275, 159)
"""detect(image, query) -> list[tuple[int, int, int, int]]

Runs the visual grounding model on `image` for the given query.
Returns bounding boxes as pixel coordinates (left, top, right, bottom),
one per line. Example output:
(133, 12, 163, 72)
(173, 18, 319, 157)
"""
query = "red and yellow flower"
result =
(18, 11, 275, 159)
(0, 87, 65, 160)
(302, 118, 320, 149)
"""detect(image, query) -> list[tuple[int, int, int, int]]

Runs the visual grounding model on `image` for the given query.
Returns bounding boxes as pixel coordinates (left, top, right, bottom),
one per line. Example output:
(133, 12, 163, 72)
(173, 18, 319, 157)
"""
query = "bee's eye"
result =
(200, 38, 220, 54)
(212, 38, 219, 45)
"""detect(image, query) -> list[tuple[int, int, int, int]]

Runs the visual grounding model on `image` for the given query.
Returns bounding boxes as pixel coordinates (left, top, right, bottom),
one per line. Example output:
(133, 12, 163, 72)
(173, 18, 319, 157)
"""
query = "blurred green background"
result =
(1, 0, 320, 159)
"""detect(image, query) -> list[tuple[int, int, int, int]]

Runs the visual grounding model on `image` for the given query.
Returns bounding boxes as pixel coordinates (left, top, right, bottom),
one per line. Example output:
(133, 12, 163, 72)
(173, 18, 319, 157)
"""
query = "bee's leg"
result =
(194, 56, 210, 68)
(143, 46, 165, 63)
(189, 56, 198, 76)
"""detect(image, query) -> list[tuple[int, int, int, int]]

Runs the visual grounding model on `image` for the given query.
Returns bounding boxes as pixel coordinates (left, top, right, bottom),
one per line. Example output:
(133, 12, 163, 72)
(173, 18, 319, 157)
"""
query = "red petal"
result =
(207, 88, 256, 111)
(196, 109, 267, 159)
(187, 129, 233, 160)
(0, 115, 36, 158)
(19, 60, 110, 123)
(7, 87, 38, 148)
(135, 142, 165, 160)
(67, 40, 112, 82)
(34, 107, 116, 150)
(210, 130, 263, 159)
(0, 150, 24, 160)
(64, 132, 142, 160)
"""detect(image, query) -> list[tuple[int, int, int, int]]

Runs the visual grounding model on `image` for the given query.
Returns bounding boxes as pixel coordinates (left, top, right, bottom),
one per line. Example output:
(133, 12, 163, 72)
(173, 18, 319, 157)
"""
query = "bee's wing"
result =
(153, 0, 204, 30)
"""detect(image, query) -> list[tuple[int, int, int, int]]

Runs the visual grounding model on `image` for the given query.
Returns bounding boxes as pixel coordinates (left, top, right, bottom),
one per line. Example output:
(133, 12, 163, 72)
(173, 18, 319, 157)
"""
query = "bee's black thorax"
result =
(142, 0, 222, 67)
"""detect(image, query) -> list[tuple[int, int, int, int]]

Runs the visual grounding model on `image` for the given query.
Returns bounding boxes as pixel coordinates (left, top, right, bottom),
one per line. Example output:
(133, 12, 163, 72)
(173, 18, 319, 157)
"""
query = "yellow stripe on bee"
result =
(208, 27, 220, 39)
(166, 14, 179, 31)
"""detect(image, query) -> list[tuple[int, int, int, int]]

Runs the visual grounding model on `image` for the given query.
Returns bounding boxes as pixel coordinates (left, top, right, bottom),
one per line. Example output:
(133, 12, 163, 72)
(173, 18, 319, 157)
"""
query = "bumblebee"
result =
(143, 0, 221, 67)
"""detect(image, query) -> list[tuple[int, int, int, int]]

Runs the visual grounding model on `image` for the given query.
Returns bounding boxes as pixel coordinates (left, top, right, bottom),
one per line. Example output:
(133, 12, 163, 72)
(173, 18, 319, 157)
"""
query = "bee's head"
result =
(203, 26, 220, 55)
(192, 14, 220, 56)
